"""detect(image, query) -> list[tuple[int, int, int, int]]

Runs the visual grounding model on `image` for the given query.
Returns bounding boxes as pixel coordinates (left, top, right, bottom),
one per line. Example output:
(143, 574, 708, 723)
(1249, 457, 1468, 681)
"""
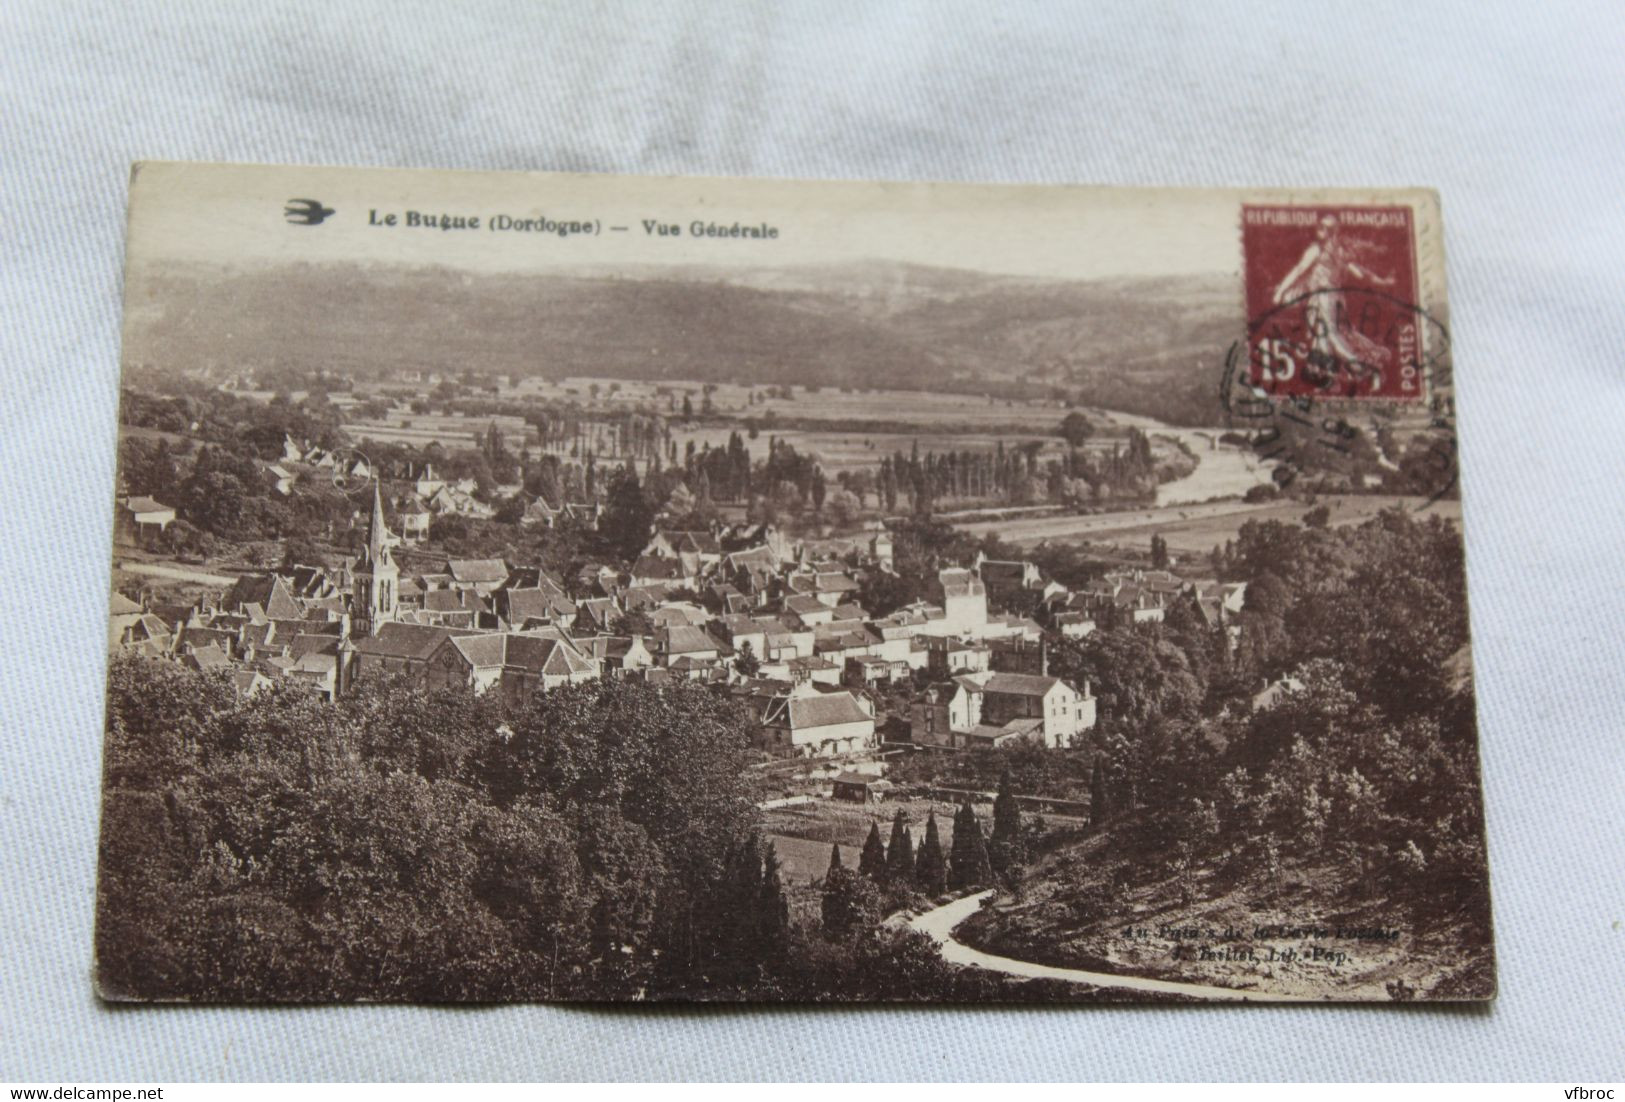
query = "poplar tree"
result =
(858, 821, 887, 881)
(948, 803, 993, 891)
(1090, 756, 1108, 827)
(914, 811, 948, 896)
(988, 768, 1026, 881)
(756, 841, 789, 965)
(885, 809, 915, 883)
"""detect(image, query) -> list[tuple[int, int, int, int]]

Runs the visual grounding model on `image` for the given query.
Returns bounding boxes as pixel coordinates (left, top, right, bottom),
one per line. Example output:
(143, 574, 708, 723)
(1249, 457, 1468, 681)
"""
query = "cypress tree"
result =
(989, 768, 1026, 881)
(756, 841, 789, 965)
(721, 839, 763, 977)
(949, 802, 993, 890)
(1090, 756, 1108, 827)
(859, 821, 887, 881)
(915, 810, 948, 896)
(826, 842, 844, 881)
(885, 809, 915, 883)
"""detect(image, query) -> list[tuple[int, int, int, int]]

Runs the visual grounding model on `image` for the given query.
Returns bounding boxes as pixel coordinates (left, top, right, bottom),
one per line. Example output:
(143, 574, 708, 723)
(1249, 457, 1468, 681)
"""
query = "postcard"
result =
(98, 162, 1492, 1002)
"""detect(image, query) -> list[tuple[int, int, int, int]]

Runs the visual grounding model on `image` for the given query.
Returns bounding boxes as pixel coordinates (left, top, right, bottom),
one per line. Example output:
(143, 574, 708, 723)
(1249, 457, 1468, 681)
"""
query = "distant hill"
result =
(123, 260, 1239, 426)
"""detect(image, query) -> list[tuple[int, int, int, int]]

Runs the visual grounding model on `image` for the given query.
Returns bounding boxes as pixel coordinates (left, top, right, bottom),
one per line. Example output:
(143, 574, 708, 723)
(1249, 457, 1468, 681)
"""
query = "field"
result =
(340, 411, 533, 450)
(764, 796, 962, 885)
(956, 493, 1462, 555)
(762, 793, 1090, 885)
(493, 375, 1081, 428)
(673, 425, 1078, 475)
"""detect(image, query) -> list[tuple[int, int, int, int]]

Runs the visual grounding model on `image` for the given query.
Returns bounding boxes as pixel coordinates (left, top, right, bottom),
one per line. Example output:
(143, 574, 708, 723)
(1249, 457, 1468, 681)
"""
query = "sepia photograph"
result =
(96, 163, 1494, 1004)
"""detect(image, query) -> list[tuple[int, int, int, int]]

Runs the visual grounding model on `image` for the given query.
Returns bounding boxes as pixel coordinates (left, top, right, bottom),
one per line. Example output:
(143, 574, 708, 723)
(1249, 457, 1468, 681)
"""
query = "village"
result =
(111, 427, 1249, 873)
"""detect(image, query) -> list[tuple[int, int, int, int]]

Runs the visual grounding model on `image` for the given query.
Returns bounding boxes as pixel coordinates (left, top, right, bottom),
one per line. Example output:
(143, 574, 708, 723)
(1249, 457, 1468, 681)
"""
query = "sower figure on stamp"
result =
(1271, 213, 1397, 388)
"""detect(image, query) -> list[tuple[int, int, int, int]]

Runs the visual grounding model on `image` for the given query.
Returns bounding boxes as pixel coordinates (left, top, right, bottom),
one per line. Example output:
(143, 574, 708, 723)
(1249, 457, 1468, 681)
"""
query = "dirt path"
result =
(116, 561, 239, 586)
(908, 891, 1313, 1002)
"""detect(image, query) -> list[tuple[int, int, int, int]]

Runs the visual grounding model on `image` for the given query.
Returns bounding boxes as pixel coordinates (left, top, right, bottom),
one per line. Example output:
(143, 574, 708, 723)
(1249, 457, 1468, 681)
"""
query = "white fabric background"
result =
(2, 0, 1622, 1082)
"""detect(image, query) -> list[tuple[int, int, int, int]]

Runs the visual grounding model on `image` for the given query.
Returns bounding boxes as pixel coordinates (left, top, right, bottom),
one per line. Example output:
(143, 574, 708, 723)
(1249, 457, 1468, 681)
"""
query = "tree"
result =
(681, 394, 694, 419)
(821, 860, 881, 940)
(1059, 411, 1094, 447)
(858, 822, 887, 881)
(948, 803, 992, 891)
(755, 841, 789, 966)
(988, 769, 1027, 881)
(1090, 755, 1108, 826)
(1150, 533, 1170, 570)
(885, 810, 915, 884)
(733, 641, 761, 679)
(601, 466, 655, 561)
(914, 811, 948, 896)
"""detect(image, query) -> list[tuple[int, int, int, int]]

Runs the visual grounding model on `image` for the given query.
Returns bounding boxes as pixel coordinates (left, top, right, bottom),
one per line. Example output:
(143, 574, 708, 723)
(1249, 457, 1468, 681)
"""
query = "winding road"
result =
(908, 891, 1313, 1002)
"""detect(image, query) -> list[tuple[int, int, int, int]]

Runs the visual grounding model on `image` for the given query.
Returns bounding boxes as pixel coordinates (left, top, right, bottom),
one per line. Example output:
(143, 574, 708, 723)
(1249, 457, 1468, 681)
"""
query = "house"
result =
(779, 654, 842, 686)
(575, 597, 618, 634)
(844, 653, 911, 690)
(183, 640, 232, 673)
(867, 529, 893, 570)
(713, 614, 767, 665)
(643, 529, 723, 576)
(976, 556, 1045, 604)
(783, 593, 834, 627)
(414, 463, 446, 498)
(578, 634, 654, 677)
(498, 587, 577, 631)
(398, 496, 432, 542)
(116, 496, 176, 542)
(630, 555, 694, 588)
(931, 568, 988, 635)
(230, 668, 273, 699)
(109, 593, 172, 656)
(974, 672, 1094, 749)
(562, 501, 603, 528)
(756, 684, 877, 757)
(423, 632, 600, 700)
(989, 636, 1048, 676)
(910, 679, 979, 749)
(351, 622, 478, 683)
(786, 570, 860, 608)
(263, 463, 296, 496)
(286, 634, 346, 700)
(1252, 676, 1304, 711)
(1052, 610, 1097, 638)
(420, 587, 492, 629)
(653, 624, 719, 665)
(910, 671, 1095, 750)
(224, 573, 305, 622)
(924, 636, 991, 679)
(832, 772, 894, 803)
(446, 559, 509, 594)
(521, 496, 561, 529)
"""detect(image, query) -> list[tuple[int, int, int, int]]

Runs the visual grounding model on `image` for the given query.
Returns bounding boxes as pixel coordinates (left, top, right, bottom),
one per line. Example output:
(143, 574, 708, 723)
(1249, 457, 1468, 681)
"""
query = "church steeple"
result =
(368, 482, 390, 562)
(354, 483, 399, 636)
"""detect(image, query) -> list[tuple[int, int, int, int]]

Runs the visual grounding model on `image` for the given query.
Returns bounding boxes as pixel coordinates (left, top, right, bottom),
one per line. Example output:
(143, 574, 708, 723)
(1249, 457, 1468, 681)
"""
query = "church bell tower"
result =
(353, 484, 399, 637)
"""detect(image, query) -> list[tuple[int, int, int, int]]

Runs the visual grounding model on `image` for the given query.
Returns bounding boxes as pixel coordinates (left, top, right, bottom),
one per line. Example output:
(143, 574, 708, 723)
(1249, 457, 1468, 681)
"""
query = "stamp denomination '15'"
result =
(1242, 205, 1424, 401)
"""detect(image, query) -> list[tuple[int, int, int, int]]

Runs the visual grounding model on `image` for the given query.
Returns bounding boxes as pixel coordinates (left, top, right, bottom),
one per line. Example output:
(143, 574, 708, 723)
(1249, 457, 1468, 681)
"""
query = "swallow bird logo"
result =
(284, 198, 335, 226)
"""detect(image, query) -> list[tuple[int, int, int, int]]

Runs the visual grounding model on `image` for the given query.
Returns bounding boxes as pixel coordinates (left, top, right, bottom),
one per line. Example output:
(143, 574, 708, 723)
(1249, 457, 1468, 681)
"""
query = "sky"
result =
(122, 162, 1434, 284)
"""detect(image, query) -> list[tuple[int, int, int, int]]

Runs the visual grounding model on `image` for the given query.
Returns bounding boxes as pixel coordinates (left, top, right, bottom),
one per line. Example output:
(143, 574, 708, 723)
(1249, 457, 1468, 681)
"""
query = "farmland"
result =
(954, 493, 1462, 554)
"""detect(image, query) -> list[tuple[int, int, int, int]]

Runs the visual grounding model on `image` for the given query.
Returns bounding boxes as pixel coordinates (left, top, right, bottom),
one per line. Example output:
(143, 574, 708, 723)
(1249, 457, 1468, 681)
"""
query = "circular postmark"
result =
(1220, 288, 1458, 509)
(329, 446, 375, 495)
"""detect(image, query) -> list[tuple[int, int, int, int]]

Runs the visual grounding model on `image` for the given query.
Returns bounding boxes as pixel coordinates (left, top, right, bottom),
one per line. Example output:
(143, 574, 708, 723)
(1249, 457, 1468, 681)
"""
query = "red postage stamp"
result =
(1241, 205, 1423, 401)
